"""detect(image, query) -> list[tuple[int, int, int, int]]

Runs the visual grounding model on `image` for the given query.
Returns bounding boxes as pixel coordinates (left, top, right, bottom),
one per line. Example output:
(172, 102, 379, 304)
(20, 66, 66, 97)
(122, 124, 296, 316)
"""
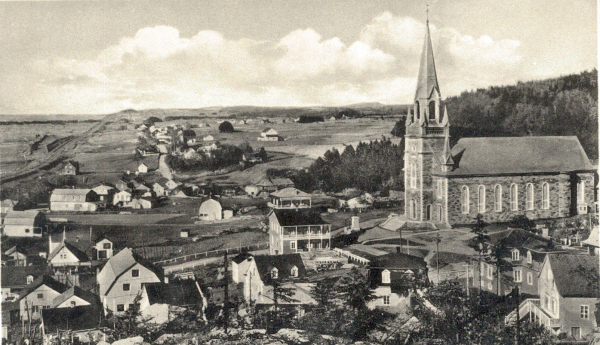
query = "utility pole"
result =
(514, 286, 521, 345)
(463, 262, 470, 298)
(223, 252, 229, 334)
(436, 233, 441, 285)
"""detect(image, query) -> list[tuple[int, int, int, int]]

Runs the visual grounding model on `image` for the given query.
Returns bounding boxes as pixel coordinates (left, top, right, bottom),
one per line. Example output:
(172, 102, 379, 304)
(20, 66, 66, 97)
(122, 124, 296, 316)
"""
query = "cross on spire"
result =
(426, 3, 429, 23)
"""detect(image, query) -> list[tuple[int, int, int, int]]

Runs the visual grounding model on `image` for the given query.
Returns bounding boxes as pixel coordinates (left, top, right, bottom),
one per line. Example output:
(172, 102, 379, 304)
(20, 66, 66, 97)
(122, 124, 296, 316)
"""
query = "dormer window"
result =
(26, 275, 34, 285)
(511, 249, 520, 261)
(527, 251, 532, 264)
(382, 269, 391, 284)
(290, 266, 298, 277)
(271, 267, 278, 279)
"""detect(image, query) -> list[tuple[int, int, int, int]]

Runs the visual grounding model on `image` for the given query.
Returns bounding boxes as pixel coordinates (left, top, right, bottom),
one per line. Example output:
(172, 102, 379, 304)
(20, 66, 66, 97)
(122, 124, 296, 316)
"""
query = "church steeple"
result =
(414, 18, 440, 101)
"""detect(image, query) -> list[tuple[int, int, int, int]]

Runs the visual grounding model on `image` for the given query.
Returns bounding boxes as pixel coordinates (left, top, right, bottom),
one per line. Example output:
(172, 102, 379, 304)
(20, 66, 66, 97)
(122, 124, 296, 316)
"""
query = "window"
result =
(382, 270, 391, 284)
(123, 284, 130, 291)
(429, 101, 436, 121)
(514, 269, 522, 282)
(37, 293, 43, 299)
(60, 254, 66, 259)
(542, 183, 549, 209)
(25, 228, 30, 233)
(581, 305, 589, 319)
(291, 266, 298, 277)
(511, 249, 520, 261)
(478, 185, 486, 213)
(26, 275, 34, 284)
(578, 180, 585, 203)
(383, 295, 390, 305)
(437, 205, 443, 222)
(415, 101, 420, 120)
(71, 301, 76, 307)
(510, 184, 518, 211)
(461, 186, 470, 214)
(117, 304, 125, 312)
(103, 243, 111, 249)
(131, 269, 139, 277)
(487, 265, 493, 279)
(527, 272, 533, 285)
(571, 327, 581, 340)
(410, 162, 417, 188)
(527, 251, 532, 264)
(410, 199, 417, 219)
(290, 241, 296, 250)
(494, 185, 502, 212)
(425, 205, 431, 220)
(526, 184, 534, 210)
(437, 180, 443, 198)
(271, 268, 278, 279)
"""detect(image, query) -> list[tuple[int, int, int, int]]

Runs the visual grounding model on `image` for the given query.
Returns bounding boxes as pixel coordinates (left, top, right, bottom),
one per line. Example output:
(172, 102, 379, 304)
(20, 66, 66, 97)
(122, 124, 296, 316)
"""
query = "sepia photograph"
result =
(0, 0, 598, 344)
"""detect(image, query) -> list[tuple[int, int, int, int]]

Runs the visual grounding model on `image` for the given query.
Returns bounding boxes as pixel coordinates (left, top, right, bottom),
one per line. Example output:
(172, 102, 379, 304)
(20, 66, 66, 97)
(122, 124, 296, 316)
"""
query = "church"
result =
(404, 19, 596, 227)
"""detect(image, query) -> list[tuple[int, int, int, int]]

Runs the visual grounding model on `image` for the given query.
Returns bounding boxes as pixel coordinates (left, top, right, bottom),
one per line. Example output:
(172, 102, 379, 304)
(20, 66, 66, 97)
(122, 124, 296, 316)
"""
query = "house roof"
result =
(142, 280, 202, 307)
(1, 199, 17, 208)
(63, 161, 80, 170)
(41, 305, 104, 333)
(444, 136, 594, 176)
(98, 248, 161, 296)
(50, 286, 100, 308)
(51, 188, 93, 196)
(48, 241, 90, 262)
(1, 265, 52, 287)
(370, 252, 428, 270)
(2, 210, 44, 226)
(232, 252, 253, 264)
(271, 209, 328, 226)
(270, 178, 294, 187)
(548, 254, 599, 298)
(487, 229, 551, 251)
(252, 254, 306, 283)
(18, 275, 70, 300)
(270, 187, 310, 198)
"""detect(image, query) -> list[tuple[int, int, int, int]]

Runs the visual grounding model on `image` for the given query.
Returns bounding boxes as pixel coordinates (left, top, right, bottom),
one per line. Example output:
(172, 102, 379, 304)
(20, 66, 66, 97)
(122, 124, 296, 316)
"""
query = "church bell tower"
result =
(404, 16, 451, 223)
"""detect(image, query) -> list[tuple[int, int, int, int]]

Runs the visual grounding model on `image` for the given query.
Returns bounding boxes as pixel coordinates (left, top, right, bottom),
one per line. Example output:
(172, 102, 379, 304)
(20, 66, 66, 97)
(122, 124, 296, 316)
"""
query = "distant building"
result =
(198, 199, 223, 221)
(258, 128, 282, 141)
(130, 197, 154, 209)
(41, 305, 106, 344)
(269, 187, 311, 209)
(50, 189, 99, 212)
(60, 161, 80, 176)
(515, 254, 599, 340)
(137, 162, 148, 174)
(3, 246, 28, 266)
(113, 190, 132, 206)
(152, 181, 167, 197)
(92, 184, 115, 205)
(582, 225, 599, 256)
(203, 135, 215, 141)
(2, 210, 46, 237)
(268, 209, 330, 254)
(48, 232, 90, 269)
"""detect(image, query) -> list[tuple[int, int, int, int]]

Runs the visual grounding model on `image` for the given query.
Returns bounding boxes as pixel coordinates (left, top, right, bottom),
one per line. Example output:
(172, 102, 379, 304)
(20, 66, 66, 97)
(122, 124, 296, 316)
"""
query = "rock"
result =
(111, 336, 143, 345)
(274, 328, 310, 344)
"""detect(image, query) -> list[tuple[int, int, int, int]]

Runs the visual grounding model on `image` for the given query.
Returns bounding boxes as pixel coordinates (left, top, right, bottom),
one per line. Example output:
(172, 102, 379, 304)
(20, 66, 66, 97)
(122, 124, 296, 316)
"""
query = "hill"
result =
(444, 69, 598, 159)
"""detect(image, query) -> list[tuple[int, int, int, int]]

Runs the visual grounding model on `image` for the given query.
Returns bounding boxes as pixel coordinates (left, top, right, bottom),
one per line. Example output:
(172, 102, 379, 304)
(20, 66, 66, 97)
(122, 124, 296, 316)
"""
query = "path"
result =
(158, 154, 173, 180)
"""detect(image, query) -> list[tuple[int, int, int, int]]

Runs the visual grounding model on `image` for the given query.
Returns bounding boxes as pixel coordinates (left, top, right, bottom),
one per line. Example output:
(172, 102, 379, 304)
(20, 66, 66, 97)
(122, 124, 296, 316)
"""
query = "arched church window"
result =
(461, 186, 469, 214)
(410, 162, 417, 188)
(410, 199, 417, 219)
(510, 184, 518, 211)
(526, 183, 534, 210)
(429, 101, 436, 121)
(415, 101, 420, 119)
(494, 185, 502, 212)
(478, 186, 486, 213)
(437, 205, 443, 222)
(578, 180, 585, 203)
(542, 183, 549, 209)
(426, 205, 431, 220)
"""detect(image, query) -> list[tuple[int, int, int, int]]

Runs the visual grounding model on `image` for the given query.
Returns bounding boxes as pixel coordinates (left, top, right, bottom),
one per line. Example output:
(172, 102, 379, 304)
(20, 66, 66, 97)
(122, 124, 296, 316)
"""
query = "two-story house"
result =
(368, 252, 429, 309)
(92, 184, 115, 207)
(47, 232, 90, 270)
(18, 275, 70, 321)
(60, 161, 79, 176)
(96, 248, 162, 314)
(50, 189, 99, 212)
(113, 190, 132, 206)
(268, 209, 330, 254)
(95, 236, 114, 260)
(268, 187, 312, 209)
(516, 254, 599, 340)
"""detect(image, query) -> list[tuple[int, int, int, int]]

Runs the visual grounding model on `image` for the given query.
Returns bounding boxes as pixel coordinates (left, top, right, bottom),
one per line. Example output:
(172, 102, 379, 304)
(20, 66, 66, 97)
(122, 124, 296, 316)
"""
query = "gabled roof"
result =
(487, 229, 551, 251)
(271, 209, 328, 226)
(252, 254, 306, 283)
(50, 286, 100, 308)
(48, 241, 90, 263)
(414, 20, 440, 101)
(41, 305, 104, 333)
(18, 275, 69, 300)
(370, 252, 427, 270)
(62, 160, 80, 170)
(270, 177, 294, 187)
(1, 199, 17, 208)
(1, 266, 52, 287)
(232, 252, 253, 264)
(143, 280, 202, 307)
(547, 254, 599, 298)
(444, 136, 594, 176)
(3, 210, 44, 226)
(270, 187, 310, 198)
(98, 248, 161, 296)
(51, 188, 93, 196)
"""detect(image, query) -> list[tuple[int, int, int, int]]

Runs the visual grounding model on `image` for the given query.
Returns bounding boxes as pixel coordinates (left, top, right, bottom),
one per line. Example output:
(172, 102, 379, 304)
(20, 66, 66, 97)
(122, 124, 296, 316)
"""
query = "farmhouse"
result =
(152, 181, 168, 197)
(268, 209, 331, 254)
(203, 134, 215, 141)
(258, 128, 282, 141)
(2, 210, 46, 237)
(130, 197, 154, 209)
(59, 161, 79, 175)
(404, 19, 596, 226)
(50, 189, 99, 212)
(4, 246, 28, 266)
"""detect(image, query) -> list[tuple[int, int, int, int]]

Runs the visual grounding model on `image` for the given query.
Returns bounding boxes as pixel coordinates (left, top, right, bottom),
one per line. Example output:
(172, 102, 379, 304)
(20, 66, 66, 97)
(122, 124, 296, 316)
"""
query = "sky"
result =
(0, 0, 596, 115)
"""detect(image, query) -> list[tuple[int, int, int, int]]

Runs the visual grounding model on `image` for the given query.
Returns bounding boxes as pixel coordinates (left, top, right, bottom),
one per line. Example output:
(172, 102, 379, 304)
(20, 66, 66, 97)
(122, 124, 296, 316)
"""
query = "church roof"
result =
(415, 21, 440, 101)
(443, 136, 594, 176)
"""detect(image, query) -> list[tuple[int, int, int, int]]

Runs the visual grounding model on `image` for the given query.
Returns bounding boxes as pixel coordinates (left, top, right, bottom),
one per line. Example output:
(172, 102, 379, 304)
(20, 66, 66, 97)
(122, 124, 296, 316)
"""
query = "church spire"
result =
(414, 17, 440, 101)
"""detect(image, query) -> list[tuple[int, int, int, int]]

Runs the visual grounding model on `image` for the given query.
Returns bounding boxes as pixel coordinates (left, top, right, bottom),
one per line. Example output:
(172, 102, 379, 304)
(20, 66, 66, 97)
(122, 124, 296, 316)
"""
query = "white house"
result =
(113, 190, 132, 206)
(258, 128, 282, 141)
(47, 232, 90, 268)
(137, 163, 148, 174)
(2, 210, 46, 237)
(95, 236, 114, 260)
(203, 135, 215, 142)
(18, 276, 70, 321)
(92, 184, 115, 203)
(198, 199, 223, 221)
(50, 189, 99, 212)
(96, 248, 161, 314)
(49, 286, 98, 308)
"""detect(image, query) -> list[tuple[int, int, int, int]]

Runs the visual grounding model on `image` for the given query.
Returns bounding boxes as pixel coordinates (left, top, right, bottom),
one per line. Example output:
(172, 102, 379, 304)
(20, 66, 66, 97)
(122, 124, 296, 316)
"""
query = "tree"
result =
(182, 129, 196, 138)
(143, 116, 162, 126)
(309, 280, 338, 311)
(219, 121, 234, 133)
(257, 147, 268, 162)
(390, 119, 406, 137)
(338, 267, 375, 311)
(238, 141, 253, 153)
(509, 214, 536, 233)
(471, 214, 489, 293)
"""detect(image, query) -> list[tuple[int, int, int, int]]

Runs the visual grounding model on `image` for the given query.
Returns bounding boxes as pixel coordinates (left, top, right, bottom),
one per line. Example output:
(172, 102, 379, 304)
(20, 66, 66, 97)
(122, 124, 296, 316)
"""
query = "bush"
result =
(219, 121, 234, 133)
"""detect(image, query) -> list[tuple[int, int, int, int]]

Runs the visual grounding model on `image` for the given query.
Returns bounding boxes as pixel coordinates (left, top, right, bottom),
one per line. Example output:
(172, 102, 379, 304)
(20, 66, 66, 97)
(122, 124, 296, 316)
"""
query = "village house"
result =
(203, 134, 215, 141)
(95, 236, 114, 260)
(49, 285, 100, 309)
(137, 162, 148, 174)
(2, 210, 46, 237)
(50, 189, 99, 212)
(258, 128, 282, 141)
(245, 177, 295, 197)
(130, 197, 154, 209)
(269, 187, 312, 209)
(3, 246, 28, 266)
(1, 266, 53, 302)
(170, 186, 193, 198)
(404, 18, 596, 226)
(96, 248, 162, 314)
(92, 184, 115, 205)
(514, 254, 599, 340)
(268, 208, 331, 254)
(231, 253, 306, 304)
(152, 181, 168, 197)
(166, 179, 181, 190)
(18, 275, 70, 321)
(115, 179, 130, 191)
(48, 231, 91, 269)
(113, 190, 132, 206)
(41, 305, 106, 345)
(582, 225, 599, 256)
(367, 252, 429, 309)
(59, 161, 79, 176)
(138, 280, 202, 314)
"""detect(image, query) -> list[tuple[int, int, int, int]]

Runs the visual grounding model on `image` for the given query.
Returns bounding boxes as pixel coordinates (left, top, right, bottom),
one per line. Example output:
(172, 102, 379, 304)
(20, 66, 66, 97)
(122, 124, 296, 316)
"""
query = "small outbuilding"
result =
(198, 199, 223, 221)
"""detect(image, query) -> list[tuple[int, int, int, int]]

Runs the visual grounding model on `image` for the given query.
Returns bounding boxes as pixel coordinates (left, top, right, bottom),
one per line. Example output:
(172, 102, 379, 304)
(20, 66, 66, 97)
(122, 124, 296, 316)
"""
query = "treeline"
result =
(444, 69, 598, 159)
(272, 138, 404, 193)
(0, 119, 100, 125)
(165, 145, 245, 172)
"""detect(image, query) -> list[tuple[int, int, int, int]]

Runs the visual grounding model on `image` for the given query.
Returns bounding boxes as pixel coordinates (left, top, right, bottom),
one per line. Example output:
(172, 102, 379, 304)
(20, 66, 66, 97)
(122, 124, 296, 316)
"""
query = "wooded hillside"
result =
(444, 69, 598, 159)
